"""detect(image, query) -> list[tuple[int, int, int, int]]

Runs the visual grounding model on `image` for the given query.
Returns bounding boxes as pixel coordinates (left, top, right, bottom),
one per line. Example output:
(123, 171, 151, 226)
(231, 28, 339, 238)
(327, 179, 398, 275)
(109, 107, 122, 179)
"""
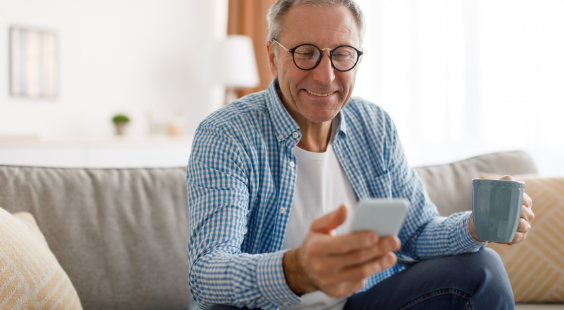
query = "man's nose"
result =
(311, 50, 335, 85)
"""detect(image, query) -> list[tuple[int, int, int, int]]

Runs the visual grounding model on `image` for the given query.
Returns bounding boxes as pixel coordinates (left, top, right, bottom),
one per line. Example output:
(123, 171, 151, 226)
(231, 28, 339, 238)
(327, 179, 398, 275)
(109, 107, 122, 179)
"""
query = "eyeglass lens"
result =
(293, 45, 359, 71)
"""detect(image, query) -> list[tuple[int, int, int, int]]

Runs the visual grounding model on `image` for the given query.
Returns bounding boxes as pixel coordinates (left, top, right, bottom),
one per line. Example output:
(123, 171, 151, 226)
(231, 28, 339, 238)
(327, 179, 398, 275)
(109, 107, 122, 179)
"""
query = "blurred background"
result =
(0, 0, 563, 175)
(354, 0, 564, 176)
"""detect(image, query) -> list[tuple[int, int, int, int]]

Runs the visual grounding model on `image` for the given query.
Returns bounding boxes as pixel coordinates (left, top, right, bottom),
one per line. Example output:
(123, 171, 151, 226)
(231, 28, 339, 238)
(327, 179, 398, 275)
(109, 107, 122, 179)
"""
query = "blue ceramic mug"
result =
(472, 179, 525, 242)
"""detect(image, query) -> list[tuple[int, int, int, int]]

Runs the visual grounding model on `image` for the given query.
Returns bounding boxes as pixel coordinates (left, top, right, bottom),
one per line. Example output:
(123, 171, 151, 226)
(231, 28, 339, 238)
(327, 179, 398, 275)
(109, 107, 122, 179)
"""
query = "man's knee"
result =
(419, 247, 513, 308)
(453, 247, 514, 307)
(464, 246, 502, 269)
(464, 247, 509, 282)
(448, 248, 507, 281)
(471, 248, 512, 289)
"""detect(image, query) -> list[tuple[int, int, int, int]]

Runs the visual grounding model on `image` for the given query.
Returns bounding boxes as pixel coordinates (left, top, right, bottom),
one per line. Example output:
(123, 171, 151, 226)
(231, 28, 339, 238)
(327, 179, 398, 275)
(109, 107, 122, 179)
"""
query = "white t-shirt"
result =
(281, 119, 358, 310)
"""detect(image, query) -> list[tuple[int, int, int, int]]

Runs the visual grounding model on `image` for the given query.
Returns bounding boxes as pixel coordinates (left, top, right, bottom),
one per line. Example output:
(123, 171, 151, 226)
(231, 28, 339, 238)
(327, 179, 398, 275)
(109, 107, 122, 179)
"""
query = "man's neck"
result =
(277, 89, 333, 153)
(296, 120, 332, 153)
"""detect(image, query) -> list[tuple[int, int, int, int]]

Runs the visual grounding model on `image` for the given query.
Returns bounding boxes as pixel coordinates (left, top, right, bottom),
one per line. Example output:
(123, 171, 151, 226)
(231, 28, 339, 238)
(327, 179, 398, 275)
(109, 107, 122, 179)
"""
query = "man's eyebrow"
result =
(287, 41, 360, 48)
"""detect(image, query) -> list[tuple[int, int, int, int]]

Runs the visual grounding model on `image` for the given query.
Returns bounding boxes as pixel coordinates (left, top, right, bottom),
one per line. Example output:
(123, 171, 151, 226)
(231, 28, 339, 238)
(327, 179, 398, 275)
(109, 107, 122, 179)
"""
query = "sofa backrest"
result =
(0, 150, 538, 309)
(414, 150, 538, 216)
(0, 166, 190, 310)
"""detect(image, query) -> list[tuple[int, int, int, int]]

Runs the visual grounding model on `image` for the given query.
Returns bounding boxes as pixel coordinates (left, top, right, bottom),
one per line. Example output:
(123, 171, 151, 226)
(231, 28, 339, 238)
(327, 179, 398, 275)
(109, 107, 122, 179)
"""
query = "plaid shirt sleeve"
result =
(187, 124, 300, 310)
(415, 212, 485, 259)
(379, 109, 487, 262)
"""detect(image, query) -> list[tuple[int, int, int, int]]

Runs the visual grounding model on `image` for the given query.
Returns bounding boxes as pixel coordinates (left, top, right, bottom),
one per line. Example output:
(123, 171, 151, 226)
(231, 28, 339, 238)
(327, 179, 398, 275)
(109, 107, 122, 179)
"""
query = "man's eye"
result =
(297, 52, 314, 57)
(335, 51, 354, 58)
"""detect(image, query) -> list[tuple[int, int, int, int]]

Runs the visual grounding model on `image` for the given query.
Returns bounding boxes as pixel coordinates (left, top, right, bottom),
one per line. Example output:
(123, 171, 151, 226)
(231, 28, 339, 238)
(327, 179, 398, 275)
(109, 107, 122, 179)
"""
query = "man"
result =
(187, 0, 534, 309)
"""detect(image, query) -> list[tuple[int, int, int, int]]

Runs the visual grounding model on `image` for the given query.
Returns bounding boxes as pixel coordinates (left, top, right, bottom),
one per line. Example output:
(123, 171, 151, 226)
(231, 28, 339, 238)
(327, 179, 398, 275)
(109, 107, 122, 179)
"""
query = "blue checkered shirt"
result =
(187, 79, 487, 310)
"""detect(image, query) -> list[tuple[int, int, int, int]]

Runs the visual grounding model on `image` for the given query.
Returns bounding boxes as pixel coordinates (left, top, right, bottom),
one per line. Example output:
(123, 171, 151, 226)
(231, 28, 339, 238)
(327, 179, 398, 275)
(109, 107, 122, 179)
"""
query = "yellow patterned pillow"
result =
(480, 175, 564, 303)
(0, 208, 82, 309)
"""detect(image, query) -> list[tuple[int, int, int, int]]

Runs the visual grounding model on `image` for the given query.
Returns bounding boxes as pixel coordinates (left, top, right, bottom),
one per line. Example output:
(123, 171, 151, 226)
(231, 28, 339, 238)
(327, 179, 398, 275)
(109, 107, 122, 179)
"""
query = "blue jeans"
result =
(210, 248, 514, 310)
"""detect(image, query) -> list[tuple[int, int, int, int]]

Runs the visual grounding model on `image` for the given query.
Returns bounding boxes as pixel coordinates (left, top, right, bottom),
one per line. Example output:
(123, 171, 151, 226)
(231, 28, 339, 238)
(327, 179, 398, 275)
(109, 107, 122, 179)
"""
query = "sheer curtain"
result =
(354, 0, 564, 176)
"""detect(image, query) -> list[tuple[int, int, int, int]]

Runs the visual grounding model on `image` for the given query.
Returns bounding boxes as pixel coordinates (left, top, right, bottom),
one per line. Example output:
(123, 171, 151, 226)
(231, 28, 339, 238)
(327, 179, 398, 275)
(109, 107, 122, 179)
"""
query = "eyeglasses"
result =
(272, 39, 363, 72)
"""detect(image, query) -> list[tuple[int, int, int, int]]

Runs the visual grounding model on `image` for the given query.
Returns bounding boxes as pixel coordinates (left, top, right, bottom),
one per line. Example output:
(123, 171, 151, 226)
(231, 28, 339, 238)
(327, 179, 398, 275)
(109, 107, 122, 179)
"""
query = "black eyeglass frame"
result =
(272, 39, 364, 72)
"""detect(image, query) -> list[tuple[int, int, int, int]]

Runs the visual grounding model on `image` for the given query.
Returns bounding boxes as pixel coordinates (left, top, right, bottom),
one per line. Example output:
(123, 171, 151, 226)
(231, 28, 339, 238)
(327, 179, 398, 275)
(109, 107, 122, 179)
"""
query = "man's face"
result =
(267, 4, 361, 124)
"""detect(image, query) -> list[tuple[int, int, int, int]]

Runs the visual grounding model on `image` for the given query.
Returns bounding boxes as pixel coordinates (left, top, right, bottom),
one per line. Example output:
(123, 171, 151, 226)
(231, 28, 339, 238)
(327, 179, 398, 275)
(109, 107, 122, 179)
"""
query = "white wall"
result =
(0, 0, 227, 139)
(355, 0, 564, 176)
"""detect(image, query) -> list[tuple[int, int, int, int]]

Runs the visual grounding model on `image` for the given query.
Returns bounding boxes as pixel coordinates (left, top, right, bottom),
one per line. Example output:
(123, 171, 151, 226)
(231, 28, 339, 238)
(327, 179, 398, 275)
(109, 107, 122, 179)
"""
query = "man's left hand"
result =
(469, 175, 534, 245)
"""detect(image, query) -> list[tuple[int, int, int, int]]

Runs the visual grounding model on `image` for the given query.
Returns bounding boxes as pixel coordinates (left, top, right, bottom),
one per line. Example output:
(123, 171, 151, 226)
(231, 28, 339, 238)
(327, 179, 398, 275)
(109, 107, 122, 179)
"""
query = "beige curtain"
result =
(228, 0, 278, 98)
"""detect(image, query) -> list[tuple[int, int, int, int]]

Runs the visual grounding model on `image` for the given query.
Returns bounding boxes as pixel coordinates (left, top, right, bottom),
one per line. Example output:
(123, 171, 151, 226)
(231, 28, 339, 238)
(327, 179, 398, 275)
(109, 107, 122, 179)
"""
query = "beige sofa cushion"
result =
(481, 175, 564, 303)
(0, 166, 190, 309)
(414, 151, 538, 216)
(0, 209, 82, 309)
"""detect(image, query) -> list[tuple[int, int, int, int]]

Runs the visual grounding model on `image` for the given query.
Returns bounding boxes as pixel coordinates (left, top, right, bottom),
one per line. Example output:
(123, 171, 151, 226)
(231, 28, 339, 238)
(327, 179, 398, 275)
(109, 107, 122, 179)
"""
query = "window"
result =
(355, 0, 564, 175)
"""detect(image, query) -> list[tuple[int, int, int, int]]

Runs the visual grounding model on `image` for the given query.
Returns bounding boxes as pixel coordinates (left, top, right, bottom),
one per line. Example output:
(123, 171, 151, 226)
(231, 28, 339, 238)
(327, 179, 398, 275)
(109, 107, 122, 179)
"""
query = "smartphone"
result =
(348, 198, 410, 237)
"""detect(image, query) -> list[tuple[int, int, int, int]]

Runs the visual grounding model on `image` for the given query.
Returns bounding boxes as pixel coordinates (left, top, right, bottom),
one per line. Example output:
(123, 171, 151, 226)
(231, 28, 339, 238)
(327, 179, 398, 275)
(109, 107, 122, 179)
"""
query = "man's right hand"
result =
(283, 204, 401, 298)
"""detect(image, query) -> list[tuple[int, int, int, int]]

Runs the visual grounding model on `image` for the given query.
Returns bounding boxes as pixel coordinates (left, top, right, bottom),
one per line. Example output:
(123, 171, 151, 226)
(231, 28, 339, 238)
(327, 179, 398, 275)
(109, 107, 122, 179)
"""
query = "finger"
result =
(319, 237, 400, 272)
(323, 279, 367, 298)
(499, 175, 516, 181)
(496, 231, 528, 245)
(311, 204, 349, 234)
(522, 192, 533, 209)
(324, 252, 397, 287)
(520, 204, 535, 223)
(494, 217, 531, 245)
(510, 231, 527, 244)
(516, 217, 531, 234)
(316, 231, 380, 255)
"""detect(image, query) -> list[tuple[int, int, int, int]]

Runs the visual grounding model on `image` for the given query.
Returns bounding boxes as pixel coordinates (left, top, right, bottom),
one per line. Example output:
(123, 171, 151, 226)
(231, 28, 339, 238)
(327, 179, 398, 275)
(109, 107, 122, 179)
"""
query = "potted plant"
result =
(112, 114, 130, 136)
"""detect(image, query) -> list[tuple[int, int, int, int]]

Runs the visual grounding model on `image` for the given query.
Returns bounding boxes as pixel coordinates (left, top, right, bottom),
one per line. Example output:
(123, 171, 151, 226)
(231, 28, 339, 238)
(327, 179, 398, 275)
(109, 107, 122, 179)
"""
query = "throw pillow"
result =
(479, 174, 564, 303)
(0, 208, 82, 309)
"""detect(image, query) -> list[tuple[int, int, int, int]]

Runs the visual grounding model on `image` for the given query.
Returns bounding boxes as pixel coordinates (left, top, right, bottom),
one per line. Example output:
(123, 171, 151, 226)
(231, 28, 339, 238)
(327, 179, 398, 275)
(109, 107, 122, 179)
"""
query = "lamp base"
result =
(225, 87, 238, 105)
(224, 87, 239, 105)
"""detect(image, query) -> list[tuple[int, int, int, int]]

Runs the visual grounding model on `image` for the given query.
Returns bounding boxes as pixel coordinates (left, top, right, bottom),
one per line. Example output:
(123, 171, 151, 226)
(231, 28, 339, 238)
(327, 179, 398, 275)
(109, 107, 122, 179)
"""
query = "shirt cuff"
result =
(256, 250, 302, 308)
(455, 211, 488, 252)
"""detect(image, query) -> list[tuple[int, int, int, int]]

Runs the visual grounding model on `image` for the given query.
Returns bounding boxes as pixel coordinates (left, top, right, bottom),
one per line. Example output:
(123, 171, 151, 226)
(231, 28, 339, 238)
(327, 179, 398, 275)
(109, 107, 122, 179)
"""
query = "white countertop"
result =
(0, 135, 193, 147)
(0, 136, 193, 168)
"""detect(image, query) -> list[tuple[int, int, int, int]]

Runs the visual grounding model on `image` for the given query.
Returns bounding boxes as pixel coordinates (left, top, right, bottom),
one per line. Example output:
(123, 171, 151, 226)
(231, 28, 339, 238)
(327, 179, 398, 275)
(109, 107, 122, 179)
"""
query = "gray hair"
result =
(266, 0, 366, 52)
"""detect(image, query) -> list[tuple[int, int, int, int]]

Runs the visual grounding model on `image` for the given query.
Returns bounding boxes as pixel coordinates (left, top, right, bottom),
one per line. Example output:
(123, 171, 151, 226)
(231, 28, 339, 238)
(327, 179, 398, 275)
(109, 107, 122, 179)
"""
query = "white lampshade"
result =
(218, 35, 260, 88)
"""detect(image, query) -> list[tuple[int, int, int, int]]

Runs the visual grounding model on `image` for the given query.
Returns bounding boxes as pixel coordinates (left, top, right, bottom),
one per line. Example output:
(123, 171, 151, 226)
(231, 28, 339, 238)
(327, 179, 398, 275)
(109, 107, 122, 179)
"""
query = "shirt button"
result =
(289, 161, 295, 168)
(278, 134, 284, 140)
(279, 207, 286, 214)
(292, 132, 299, 138)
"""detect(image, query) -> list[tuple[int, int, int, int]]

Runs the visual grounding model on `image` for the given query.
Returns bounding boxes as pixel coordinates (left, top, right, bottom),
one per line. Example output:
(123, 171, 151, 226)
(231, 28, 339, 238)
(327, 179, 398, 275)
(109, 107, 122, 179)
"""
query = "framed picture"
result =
(9, 26, 58, 99)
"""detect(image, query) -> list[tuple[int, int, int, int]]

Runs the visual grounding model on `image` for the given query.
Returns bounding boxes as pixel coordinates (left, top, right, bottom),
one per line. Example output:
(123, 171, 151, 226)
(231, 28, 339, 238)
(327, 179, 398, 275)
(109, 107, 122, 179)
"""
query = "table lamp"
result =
(218, 35, 260, 104)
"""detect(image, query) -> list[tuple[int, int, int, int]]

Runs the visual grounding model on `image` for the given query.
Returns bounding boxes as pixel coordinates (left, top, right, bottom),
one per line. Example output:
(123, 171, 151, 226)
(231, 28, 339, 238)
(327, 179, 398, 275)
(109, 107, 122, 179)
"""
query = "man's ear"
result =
(266, 41, 279, 78)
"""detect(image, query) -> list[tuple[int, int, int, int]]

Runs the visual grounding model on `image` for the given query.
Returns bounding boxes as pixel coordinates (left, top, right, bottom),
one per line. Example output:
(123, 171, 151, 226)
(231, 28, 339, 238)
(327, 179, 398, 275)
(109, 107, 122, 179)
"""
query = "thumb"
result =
(499, 175, 516, 181)
(310, 204, 348, 234)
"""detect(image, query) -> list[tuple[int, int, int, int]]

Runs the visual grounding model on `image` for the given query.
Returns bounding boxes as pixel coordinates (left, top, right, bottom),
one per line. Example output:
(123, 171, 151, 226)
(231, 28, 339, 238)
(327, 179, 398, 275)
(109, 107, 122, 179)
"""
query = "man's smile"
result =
(305, 90, 335, 97)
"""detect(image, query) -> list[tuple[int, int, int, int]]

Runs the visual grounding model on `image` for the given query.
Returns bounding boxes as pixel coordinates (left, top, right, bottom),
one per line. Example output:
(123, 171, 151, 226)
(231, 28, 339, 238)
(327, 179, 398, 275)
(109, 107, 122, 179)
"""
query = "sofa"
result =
(0, 150, 561, 309)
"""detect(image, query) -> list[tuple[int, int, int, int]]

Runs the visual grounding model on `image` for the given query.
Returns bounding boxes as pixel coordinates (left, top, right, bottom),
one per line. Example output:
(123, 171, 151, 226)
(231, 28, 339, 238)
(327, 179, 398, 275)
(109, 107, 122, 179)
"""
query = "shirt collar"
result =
(265, 78, 349, 143)
(337, 109, 348, 136)
(266, 79, 300, 143)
